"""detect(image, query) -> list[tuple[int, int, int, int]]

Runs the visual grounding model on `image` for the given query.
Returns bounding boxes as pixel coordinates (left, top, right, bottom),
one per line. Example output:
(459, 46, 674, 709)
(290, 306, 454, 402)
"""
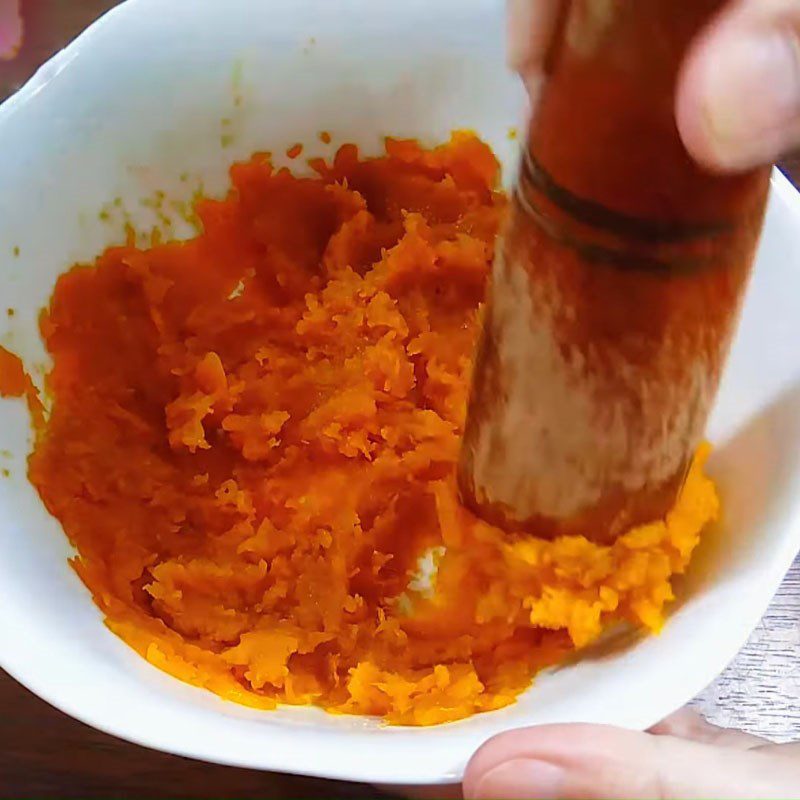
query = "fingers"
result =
(463, 722, 800, 799)
(677, 0, 800, 171)
(764, 742, 800, 760)
(0, 0, 23, 61)
(507, 0, 564, 85)
(650, 708, 768, 750)
(511, 0, 800, 170)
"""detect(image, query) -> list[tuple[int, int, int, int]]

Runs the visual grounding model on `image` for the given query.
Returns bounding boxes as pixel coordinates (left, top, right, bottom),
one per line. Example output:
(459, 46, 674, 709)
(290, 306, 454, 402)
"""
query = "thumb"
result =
(463, 723, 800, 799)
(677, 0, 800, 172)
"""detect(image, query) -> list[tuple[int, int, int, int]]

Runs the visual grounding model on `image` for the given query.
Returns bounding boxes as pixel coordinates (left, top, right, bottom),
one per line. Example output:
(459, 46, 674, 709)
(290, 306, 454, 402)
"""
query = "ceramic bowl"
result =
(1, 0, 799, 786)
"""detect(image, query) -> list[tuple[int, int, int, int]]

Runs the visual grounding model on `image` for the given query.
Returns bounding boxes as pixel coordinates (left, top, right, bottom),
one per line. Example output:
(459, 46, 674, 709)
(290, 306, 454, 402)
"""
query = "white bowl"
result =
(1, 0, 799, 787)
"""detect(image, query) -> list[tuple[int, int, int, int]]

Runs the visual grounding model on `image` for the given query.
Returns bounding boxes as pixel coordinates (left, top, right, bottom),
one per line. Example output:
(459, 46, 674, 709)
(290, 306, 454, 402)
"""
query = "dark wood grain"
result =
(0, 673, 387, 800)
(1, 2, 798, 797)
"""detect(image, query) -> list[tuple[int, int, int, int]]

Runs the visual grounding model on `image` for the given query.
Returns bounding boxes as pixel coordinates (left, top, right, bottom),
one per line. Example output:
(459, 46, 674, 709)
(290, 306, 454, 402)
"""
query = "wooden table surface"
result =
(1, 2, 798, 797)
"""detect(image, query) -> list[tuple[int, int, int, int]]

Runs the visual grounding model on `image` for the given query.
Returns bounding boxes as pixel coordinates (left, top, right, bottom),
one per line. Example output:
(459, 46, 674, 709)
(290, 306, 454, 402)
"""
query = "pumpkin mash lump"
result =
(18, 133, 718, 725)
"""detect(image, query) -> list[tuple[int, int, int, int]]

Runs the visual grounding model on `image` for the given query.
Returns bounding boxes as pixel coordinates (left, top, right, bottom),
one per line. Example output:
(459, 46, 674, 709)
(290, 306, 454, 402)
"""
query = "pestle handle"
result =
(458, 0, 771, 543)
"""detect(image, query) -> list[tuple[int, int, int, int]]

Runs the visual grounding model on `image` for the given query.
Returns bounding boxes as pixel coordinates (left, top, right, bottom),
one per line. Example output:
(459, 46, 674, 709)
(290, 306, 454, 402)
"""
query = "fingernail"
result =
(468, 759, 566, 800)
(701, 28, 800, 169)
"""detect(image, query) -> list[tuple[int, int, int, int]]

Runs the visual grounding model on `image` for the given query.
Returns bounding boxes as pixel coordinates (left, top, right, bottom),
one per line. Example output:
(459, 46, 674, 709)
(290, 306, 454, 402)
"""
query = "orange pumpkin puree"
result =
(0, 345, 29, 398)
(0, 345, 44, 428)
(24, 133, 718, 725)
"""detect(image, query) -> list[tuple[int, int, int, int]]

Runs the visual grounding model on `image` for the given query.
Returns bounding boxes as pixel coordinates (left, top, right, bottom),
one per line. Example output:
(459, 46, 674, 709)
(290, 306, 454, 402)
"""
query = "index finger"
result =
(507, 0, 565, 79)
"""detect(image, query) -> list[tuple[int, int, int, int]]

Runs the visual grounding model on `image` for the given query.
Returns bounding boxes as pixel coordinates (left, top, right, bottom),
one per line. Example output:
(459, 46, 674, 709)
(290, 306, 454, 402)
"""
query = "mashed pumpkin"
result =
(23, 133, 718, 725)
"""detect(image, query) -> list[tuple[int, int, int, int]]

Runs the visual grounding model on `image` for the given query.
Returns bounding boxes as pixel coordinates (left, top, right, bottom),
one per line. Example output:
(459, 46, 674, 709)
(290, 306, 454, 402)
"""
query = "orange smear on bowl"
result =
(0, 345, 44, 429)
(285, 143, 303, 160)
(0, 345, 28, 397)
(25, 133, 718, 725)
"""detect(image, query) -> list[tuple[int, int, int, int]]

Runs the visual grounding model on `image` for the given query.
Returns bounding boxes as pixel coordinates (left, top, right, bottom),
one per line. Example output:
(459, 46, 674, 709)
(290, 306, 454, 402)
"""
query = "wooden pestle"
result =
(458, 0, 772, 543)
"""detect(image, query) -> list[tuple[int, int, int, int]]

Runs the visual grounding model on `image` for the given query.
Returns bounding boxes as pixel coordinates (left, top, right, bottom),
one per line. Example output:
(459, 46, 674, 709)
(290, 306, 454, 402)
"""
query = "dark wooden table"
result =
(1, 2, 798, 797)
(0, 673, 386, 799)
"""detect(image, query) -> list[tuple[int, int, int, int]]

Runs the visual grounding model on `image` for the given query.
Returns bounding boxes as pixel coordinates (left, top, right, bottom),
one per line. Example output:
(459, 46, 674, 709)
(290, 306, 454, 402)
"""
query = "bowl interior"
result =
(1, 0, 799, 785)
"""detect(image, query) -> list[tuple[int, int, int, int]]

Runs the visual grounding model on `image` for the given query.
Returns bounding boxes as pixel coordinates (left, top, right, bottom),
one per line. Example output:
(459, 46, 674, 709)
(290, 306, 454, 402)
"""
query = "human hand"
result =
(463, 708, 800, 799)
(507, 0, 800, 172)
(0, 0, 23, 60)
